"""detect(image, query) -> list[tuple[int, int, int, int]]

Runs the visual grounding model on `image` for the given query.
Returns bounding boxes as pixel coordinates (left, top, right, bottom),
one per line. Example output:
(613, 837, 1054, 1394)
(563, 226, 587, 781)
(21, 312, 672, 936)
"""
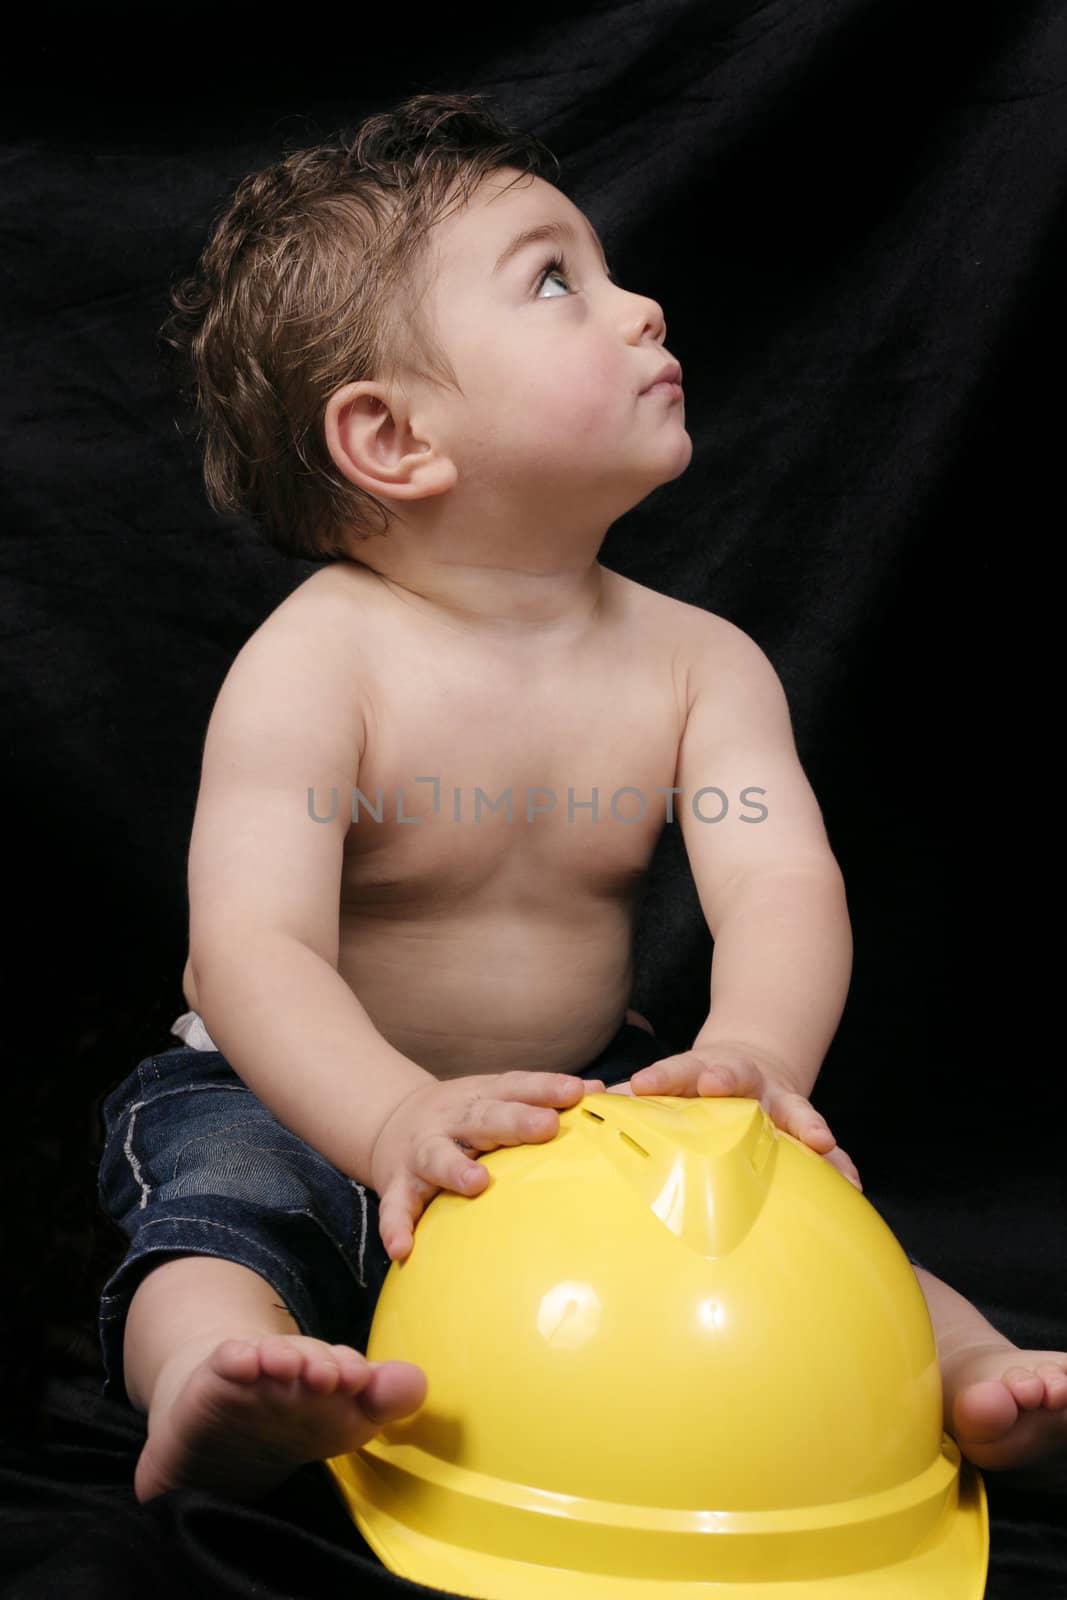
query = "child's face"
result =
(411, 169, 691, 510)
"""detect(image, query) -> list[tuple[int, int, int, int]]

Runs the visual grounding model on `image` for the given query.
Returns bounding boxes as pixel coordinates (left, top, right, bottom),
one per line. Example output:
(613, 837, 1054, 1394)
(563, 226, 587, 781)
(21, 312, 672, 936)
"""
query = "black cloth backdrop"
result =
(2, 3, 1065, 1596)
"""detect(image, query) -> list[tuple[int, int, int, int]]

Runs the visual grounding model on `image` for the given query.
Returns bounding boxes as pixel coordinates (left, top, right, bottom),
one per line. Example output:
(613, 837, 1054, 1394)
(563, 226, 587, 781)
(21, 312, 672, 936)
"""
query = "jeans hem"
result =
(97, 1209, 358, 1409)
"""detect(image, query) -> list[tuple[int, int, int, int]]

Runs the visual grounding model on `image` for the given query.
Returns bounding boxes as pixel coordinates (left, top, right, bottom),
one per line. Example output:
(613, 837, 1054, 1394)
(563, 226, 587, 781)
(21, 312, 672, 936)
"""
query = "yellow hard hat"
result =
(326, 1095, 988, 1597)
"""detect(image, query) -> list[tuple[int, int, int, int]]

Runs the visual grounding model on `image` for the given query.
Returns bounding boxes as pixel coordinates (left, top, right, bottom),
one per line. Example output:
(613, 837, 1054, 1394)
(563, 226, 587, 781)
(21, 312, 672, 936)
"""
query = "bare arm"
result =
(186, 609, 433, 1190)
(622, 614, 857, 1179)
(674, 614, 852, 1095)
(690, 862, 852, 1100)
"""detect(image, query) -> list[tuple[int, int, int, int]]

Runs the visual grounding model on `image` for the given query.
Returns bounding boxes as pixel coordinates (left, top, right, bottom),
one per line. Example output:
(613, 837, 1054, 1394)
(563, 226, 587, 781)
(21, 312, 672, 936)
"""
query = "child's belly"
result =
(336, 890, 640, 1078)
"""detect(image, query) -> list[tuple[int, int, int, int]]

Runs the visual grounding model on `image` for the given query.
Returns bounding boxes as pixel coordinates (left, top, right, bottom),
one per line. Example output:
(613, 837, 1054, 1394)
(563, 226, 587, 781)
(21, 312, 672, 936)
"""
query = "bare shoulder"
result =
(233, 561, 387, 674)
(604, 570, 772, 708)
(604, 567, 742, 643)
(248, 561, 373, 653)
(208, 563, 371, 754)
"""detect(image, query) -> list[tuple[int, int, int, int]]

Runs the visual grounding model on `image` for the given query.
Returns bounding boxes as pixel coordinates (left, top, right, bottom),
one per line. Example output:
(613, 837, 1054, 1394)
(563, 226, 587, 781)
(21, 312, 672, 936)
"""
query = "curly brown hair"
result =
(160, 92, 561, 562)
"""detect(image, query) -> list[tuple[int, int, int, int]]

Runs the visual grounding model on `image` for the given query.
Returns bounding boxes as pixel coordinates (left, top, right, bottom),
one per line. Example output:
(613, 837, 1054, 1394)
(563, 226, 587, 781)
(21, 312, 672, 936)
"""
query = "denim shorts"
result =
(96, 1023, 925, 1406)
(95, 1019, 677, 1406)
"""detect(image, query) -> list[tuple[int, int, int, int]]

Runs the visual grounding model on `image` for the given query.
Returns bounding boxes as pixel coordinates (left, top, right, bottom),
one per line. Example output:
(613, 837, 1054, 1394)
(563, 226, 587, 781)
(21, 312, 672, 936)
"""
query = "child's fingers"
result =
(631, 1052, 771, 1099)
(449, 1078, 606, 1154)
(495, 1071, 594, 1106)
(437, 1135, 490, 1193)
(377, 1175, 423, 1262)
(564, 1064, 853, 1188)
(378, 1152, 484, 1262)
(454, 1098, 566, 1154)
(694, 1057, 765, 1099)
(820, 1144, 863, 1190)
(764, 1087, 837, 1152)
(628, 1050, 718, 1095)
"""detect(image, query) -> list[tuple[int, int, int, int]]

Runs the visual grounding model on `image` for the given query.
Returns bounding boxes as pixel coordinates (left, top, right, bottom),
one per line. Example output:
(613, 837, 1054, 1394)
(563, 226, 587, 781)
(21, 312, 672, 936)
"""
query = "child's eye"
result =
(534, 253, 573, 297)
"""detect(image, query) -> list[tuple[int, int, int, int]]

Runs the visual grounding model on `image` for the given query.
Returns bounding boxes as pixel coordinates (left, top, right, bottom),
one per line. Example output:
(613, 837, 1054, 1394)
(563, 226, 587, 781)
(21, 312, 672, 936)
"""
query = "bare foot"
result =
(942, 1342, 1067, 1470)
(134, 1334, 427, 1502)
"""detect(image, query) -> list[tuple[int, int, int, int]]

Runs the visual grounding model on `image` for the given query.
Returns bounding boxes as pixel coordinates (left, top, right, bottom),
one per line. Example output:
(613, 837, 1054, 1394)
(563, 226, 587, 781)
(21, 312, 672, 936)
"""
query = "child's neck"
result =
(344, 551, 608, 641)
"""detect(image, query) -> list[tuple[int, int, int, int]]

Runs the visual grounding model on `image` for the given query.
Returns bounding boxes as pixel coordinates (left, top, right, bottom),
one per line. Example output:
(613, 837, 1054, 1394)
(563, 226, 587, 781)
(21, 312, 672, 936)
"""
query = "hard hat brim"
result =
(326, 1452, 988, 1598)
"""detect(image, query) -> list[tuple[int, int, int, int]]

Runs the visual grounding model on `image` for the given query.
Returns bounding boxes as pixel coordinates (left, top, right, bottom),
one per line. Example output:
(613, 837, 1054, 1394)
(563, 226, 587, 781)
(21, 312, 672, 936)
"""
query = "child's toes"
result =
(300, 1346, 346, 1395)
(255, 1335, 306, 1383)
(329, 1345, 372, 1391)
(1003, 1366, 1046, 1409)
(210, 1338, 262, 1385)
(1036, 1362, 1067, 1408)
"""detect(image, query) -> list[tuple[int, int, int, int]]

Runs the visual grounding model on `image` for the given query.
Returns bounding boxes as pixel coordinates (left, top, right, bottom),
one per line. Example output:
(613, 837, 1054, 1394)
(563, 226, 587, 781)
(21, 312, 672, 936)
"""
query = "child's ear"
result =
(324, 381, 457, 502)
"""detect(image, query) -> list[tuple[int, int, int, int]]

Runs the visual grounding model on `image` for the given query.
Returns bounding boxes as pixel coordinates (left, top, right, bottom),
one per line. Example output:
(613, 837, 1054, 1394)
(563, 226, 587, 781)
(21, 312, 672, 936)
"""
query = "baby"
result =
(97, 90, 1066, 1507)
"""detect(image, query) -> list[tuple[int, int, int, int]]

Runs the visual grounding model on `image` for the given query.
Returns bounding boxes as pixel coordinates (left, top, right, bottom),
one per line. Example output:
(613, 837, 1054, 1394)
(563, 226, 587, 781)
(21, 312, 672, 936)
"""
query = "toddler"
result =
(97, 90, 1066, 1505)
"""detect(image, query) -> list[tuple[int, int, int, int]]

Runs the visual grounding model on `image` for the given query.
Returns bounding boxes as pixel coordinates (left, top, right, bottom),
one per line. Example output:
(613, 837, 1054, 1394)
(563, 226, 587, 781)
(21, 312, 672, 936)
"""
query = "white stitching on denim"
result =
(134, 1081, 243, 1109)
(352, 1181, 368, 1286)
(125, 1081, 243, 1117)
(103, 1081, 226, 1133)
(122, 1102, 153, 1211)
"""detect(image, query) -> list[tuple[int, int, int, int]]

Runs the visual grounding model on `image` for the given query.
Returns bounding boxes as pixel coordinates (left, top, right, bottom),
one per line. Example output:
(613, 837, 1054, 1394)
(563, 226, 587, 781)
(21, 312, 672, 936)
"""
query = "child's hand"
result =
(604, 1048, 862, 1190)
(369, 1071, 607, 1261)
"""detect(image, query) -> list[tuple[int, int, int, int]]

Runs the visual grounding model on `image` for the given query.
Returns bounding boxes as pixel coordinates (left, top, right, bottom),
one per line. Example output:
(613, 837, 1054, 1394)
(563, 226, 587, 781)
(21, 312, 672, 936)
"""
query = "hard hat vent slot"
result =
(618, 1130, 649, 1158)
(580, 1106, 649, 1159)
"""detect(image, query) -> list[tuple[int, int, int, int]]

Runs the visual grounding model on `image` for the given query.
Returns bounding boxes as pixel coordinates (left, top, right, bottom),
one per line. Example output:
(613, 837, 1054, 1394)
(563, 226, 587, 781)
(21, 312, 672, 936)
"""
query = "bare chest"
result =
(338, 588, 688, 916)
